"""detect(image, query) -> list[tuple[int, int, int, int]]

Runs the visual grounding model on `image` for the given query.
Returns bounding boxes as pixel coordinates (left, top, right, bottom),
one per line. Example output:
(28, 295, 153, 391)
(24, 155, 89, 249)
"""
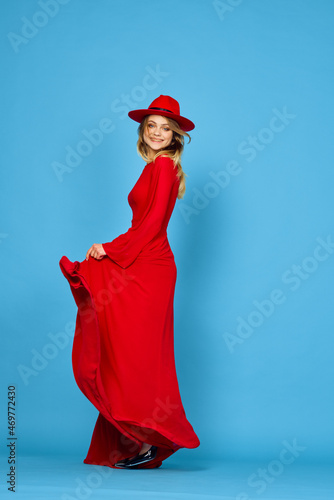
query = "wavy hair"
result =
(135, 115, 191, 199)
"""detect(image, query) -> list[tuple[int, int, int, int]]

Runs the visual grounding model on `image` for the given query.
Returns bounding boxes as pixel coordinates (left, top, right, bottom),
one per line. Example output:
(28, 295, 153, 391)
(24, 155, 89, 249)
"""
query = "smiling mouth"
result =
(150, 138, 162, 142)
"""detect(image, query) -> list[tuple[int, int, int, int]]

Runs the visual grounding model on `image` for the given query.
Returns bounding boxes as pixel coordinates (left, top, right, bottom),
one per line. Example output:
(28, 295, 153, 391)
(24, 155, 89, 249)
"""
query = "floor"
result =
(1, 454, 334, 499)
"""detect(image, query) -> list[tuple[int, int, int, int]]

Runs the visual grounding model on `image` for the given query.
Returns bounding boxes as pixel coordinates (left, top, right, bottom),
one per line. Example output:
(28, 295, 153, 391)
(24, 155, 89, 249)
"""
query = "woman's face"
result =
(143, 115, 173, 153)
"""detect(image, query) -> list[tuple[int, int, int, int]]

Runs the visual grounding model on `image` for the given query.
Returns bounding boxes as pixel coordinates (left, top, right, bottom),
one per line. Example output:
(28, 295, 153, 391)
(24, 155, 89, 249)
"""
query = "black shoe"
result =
(114, 446, 157, 468)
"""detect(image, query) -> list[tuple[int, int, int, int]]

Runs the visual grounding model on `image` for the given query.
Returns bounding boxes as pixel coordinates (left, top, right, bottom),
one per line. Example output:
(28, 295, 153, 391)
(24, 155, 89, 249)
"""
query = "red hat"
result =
(128, 95, 195, 132)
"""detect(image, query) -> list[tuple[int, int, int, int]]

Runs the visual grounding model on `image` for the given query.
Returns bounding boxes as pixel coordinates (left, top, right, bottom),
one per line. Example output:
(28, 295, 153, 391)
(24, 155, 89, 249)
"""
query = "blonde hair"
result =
(136, 115, 191, 199)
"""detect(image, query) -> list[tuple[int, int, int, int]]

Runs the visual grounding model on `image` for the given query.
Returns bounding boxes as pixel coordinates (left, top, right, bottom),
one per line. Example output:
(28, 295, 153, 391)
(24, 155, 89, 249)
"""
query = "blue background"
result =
(1, 0, 333, 465)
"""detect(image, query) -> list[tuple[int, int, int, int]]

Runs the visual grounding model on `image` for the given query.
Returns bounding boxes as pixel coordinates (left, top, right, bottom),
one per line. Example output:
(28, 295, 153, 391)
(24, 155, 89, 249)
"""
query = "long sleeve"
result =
(102, 156, 179, 269)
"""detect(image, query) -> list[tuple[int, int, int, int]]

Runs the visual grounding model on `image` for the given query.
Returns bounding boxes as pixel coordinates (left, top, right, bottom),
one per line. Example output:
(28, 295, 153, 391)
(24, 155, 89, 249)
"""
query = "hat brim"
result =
(128, 109, 195, 132)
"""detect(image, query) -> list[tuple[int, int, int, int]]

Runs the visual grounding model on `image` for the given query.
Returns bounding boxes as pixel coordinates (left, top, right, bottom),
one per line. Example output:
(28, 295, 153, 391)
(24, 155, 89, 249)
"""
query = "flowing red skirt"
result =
(59, 249, 200, 469)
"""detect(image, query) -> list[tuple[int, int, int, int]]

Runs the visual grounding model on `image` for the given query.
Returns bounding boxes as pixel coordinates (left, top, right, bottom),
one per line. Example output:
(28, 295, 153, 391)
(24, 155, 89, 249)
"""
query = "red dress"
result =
(59, 155, 200, 469)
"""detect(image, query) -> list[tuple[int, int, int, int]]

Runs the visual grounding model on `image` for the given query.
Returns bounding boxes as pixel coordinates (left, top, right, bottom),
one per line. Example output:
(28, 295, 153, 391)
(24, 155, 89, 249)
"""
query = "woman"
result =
(59, 95, 200, 470)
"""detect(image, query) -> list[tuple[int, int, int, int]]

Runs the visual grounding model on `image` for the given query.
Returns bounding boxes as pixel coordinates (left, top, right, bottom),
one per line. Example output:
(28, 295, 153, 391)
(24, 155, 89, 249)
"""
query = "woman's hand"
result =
(86, 243, 107, 261)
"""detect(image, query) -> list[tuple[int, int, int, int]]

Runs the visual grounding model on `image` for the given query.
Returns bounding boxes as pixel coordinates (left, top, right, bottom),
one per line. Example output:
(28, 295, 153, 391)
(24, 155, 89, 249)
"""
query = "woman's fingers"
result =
(86, 244, 106, 261)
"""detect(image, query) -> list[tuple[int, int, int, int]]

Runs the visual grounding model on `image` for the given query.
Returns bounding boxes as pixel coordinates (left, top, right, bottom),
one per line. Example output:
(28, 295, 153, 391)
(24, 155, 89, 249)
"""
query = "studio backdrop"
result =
(1, 0, 334, 464)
